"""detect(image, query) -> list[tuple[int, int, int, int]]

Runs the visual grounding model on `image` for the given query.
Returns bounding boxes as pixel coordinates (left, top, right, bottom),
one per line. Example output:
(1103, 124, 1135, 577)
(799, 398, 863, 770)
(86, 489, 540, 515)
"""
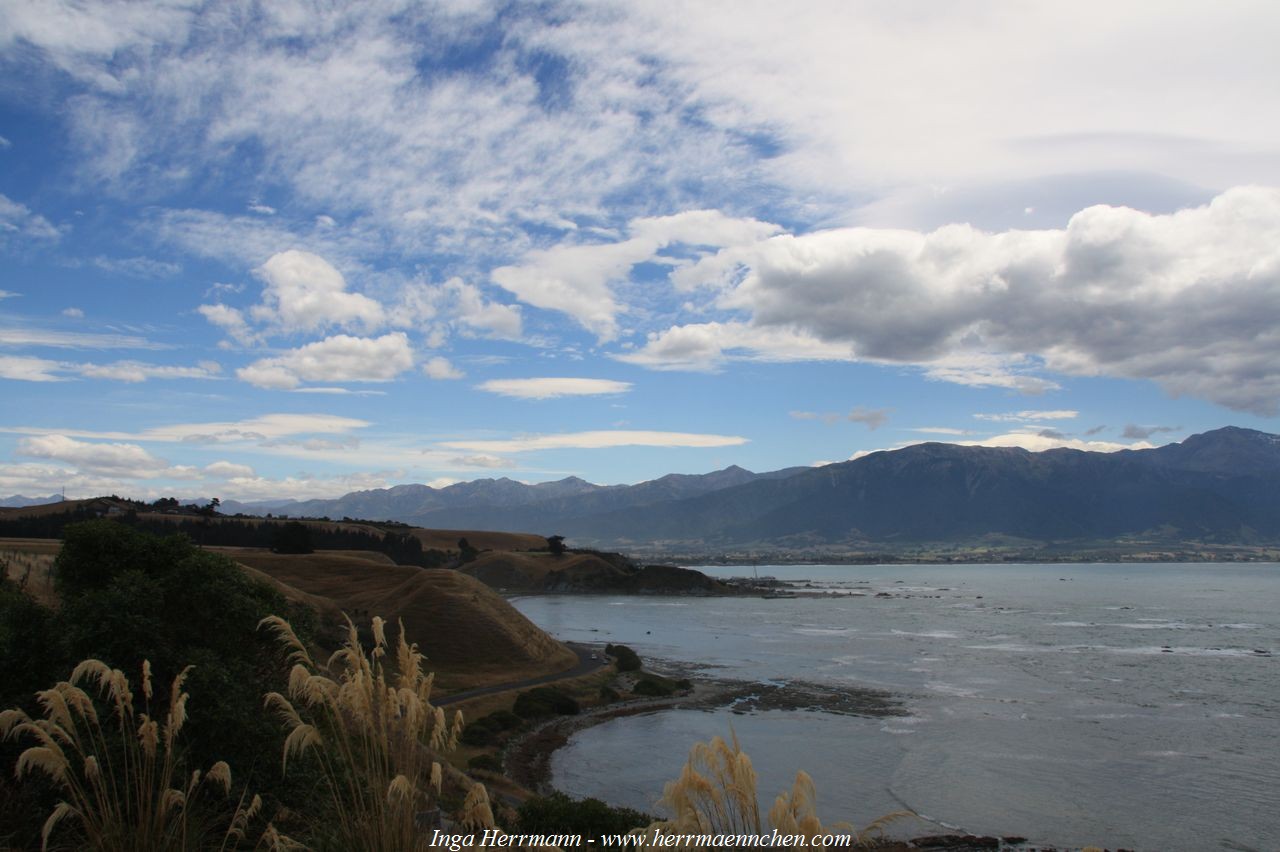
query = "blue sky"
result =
(2, 1, 1279, 501)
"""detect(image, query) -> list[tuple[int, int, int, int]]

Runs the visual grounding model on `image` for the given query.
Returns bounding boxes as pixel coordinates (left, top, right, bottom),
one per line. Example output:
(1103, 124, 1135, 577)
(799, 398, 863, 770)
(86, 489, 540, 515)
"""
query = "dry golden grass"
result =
(460, 550, 626, 592)
(0, 660, 284, 851)
(0, 498, 115, 519)
(408, 528, 547, 553)
(235, 553, 577, 690)
(636, 733, 911, 848)
(2, 548, 58, 607)
(261, 614, 490, 850)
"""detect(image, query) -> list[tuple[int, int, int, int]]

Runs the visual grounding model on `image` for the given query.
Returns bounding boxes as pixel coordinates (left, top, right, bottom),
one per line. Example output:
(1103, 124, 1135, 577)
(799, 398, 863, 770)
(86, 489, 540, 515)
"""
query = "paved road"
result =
(436, 643, 607, 706)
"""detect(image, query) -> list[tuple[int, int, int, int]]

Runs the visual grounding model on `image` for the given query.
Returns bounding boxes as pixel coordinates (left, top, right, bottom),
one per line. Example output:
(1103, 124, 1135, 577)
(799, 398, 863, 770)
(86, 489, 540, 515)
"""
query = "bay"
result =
(511, 563, 1280, 852)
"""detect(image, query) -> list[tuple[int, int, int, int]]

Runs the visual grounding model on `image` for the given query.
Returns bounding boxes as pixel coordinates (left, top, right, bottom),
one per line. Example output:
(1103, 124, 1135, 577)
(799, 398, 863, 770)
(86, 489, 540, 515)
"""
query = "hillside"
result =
(228, 549, 576, 680)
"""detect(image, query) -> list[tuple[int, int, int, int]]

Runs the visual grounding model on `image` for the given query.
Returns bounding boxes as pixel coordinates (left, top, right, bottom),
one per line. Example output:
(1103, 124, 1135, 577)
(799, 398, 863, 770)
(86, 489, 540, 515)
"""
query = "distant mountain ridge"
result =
(260, 427, 1280, 549)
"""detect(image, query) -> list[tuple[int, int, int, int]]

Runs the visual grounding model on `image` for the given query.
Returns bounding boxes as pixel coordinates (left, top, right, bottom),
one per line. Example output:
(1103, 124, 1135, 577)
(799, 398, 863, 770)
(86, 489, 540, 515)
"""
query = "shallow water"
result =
(512, 563, 1280, 852)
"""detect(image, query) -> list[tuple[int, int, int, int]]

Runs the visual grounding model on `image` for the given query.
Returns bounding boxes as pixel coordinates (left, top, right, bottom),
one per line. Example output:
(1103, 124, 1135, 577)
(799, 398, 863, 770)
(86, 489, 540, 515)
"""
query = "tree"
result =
(458, 537, 479, 564)
(547, 534, 566, 556)
(271, 520, 313, 554)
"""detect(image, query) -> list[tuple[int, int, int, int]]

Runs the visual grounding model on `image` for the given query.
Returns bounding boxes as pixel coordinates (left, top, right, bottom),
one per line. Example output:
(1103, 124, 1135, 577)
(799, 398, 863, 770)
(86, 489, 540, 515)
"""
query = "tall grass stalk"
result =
(260, 614, 474, 851)
(0, 659, 276, 851)
(635, 732, 910, 848)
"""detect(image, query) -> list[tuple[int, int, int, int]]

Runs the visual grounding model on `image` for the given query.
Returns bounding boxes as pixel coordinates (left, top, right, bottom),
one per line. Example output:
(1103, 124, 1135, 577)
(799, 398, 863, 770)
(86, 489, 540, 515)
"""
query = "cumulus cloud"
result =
(250, 250, 385, 335)
(627, 188, 1280, 413)
(442, 430, 748, 453)
(423, 356, 464, 380)
(236, 332, 414, 389)
(476, 377, 632, 400)
(494, 211, 780, 340)
(61, 307, 85, 318)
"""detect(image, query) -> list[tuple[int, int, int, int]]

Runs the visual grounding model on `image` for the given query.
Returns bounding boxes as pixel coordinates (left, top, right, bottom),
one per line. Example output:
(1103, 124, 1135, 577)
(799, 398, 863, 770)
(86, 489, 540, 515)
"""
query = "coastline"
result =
(501, 673, 1131, 852)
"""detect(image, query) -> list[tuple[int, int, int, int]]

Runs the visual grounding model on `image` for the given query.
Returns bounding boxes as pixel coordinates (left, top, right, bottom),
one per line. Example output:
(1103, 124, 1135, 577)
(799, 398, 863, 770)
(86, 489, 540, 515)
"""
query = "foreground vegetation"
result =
(2, 522, 912, 850)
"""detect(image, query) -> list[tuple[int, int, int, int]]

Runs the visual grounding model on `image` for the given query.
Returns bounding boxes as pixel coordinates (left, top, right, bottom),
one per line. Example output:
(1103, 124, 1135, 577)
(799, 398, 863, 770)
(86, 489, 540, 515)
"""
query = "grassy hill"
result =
(225, 548, 576, 688)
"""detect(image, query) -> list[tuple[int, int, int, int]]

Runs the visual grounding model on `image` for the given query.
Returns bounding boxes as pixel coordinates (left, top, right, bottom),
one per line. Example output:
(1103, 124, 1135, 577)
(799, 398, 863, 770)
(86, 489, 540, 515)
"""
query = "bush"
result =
(606, 643, 642, 672)
(460, 710, 525, 746)
(468, 754, 503, 773)
(51, 521, 311, 787)
(516, 792, 651, 843)
(513, 686, 580, 719)
(632, 675, 678, 697)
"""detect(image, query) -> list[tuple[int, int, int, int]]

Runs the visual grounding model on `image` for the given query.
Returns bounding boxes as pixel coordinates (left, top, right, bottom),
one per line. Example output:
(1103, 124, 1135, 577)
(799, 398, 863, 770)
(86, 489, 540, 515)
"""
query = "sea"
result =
(510, 563, 1280, 852)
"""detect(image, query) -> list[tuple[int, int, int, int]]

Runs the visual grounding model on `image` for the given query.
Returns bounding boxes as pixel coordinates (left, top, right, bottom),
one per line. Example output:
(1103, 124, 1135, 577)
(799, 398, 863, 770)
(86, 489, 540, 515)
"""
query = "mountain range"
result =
(214, 426, 1280, 551)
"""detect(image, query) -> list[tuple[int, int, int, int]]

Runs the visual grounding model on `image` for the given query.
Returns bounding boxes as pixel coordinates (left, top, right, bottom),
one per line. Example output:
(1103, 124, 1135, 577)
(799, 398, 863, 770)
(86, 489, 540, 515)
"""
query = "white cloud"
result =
(423, 356, 464, 380)
(975, 410, 1080, 423)
(0, 356, 68, 382)
(0, 413, 369, 445)
(0, 290, 17, 300)
(290, 387, 387, 396)
(0, 356, 222, 384)
(0, 193, 60, 241)
(442, 430, 748, 453)
(76, 360, 222, 383)
(0, 328, 165, 349)
(615, 321, 856, 372)
(250, 250, 385, 335)
(237, 332, 414, 389)
(493, 211, 780, 340)
(17, 434, 176, 478)
(90, 255, 181, 278)
(196, 304, 258, 346)
(476, 377, 632, 400)
(61, 307, 85, 318)
(205, 461, 255, 479)
(953, 431, 1153, 454)
(248, 203, 276, 215)
(627, 188, 1280, 413)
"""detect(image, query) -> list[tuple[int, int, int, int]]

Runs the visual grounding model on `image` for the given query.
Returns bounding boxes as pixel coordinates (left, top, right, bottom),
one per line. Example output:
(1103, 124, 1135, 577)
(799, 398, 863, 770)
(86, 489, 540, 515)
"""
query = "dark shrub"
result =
(632, 675, 677, 697)
(605, 643, 641, 672)
(513, 686, 580, 718)
(468, 754, 503, 773)
(517, 792, 651, 843)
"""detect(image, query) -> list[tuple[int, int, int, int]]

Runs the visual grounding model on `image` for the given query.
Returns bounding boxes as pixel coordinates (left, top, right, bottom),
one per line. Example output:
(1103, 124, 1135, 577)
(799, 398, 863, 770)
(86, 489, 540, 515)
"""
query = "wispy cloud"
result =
(0, 328, 167, 350)
(476, 377, 632, 400)
(442, 430, 748, 453)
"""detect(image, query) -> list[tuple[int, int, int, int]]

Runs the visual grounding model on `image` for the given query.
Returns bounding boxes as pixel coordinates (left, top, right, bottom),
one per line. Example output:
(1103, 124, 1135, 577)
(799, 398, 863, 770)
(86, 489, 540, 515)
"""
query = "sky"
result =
(2, 0, 1280, 502)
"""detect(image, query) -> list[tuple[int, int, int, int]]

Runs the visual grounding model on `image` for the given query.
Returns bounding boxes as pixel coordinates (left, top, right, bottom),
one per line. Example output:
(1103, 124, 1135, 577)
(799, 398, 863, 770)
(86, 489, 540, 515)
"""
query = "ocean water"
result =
(510, 564, 1280, 852)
